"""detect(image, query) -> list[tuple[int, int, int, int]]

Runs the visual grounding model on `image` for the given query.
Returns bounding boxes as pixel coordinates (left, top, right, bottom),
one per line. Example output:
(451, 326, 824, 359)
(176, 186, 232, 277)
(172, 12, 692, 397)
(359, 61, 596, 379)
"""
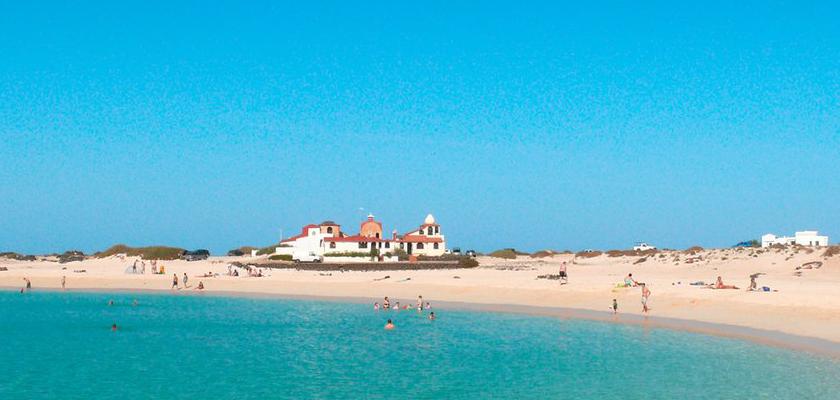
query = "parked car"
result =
(293, 251, 323, 263)
(181, 249, 210, 261)
(465, 250, 477, 257)
(633, 242, 656, 251)
(451, 247, 462, 255)
(227, 249, 245, 257)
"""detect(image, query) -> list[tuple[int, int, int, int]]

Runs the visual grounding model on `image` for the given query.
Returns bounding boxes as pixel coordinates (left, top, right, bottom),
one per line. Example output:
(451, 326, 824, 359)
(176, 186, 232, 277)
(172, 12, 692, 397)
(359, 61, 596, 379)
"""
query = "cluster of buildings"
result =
(275, 214, 447, 258)
(761, 230, 829, 248)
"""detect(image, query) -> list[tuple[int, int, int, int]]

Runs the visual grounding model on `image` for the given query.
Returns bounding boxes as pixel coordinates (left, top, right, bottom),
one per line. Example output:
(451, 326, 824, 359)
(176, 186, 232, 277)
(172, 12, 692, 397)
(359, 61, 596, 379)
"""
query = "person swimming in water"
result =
(429, 312, 436, 321)
(374, 302, 380, 311)
(394, 301, 401, 310)
(383, 297, 390, 309)
(384, 319, 395, 330)
(417, 295, 424, 310)
(111, 323, 118, 331)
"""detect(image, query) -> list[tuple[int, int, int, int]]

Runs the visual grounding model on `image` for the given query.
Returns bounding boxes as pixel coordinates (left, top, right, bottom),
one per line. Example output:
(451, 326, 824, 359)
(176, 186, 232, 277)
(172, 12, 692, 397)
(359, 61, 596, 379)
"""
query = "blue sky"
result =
(1, 1, 838, 254)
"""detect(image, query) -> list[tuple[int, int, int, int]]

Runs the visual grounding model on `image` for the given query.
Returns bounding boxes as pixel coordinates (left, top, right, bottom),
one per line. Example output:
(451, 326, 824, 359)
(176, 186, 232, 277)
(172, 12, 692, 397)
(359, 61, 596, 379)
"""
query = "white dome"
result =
(424, 214, 436, 224)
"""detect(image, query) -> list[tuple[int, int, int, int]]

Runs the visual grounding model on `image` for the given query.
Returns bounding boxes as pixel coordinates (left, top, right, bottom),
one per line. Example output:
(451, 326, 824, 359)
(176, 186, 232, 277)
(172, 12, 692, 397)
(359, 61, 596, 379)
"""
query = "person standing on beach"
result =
(558, 262, 568, 284)
(61, 275, 66, 290)
(132, 260, 137, 274)
(612, 299, 618, 314)
(641, 284, 651, 313)
(183, 273, 189, 288)
(417, 295, 424, 311)
(172, 273, 179, 289)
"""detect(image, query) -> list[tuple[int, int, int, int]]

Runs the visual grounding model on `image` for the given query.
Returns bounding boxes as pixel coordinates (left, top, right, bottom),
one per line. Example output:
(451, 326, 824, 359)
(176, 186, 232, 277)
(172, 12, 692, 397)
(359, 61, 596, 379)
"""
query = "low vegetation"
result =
(488, 248, 523, 259)
(575, 250, 602, 258)
(268, 254, 293, 261)
(418, 254, 479, 268)
(0, 252, 37, 261)
(823, 246, 840, 258)
(684, 246, 704, 255)
(227, 246, 257, 256)
(95, 244, 185, 260)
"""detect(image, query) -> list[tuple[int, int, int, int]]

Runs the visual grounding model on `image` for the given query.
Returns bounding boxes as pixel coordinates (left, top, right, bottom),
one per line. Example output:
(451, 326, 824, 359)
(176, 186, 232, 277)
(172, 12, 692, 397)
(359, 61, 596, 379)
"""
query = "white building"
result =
(277, 214, 447, 258)
(761, 231, 829, 248)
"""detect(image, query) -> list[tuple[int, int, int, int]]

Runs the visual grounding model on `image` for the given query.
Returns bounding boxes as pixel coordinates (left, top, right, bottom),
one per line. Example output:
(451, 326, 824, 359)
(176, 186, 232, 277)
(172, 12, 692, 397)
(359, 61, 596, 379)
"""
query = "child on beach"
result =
(612, 299, 618, 314)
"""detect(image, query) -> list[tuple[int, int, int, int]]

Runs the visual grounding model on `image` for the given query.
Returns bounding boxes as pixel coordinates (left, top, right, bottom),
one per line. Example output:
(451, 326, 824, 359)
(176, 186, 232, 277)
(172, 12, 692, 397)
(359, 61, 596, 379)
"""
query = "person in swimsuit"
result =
(394, 301, 401, 310)
(612, 299, 618, 314)
(183, 273, 189, 288)
(383, 297, 390, 310)
(428, 312, 436, 321)
(61, 275, 66, 290)
(374, 302, 380, 311)
(384, 319, 395, 330)
(417, 295, 424, 311)
(713, 276, 739, 290)
(111, 323, 118, 332)
(624, 273, 637, 287)
(641, 284, 651, 313)
(172, 274, 179, 289)
(558, 262, 568, 284)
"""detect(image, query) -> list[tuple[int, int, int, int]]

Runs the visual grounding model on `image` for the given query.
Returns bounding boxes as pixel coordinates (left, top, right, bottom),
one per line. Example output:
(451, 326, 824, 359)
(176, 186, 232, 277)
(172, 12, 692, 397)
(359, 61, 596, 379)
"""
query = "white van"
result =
(292, 251, 323, 263)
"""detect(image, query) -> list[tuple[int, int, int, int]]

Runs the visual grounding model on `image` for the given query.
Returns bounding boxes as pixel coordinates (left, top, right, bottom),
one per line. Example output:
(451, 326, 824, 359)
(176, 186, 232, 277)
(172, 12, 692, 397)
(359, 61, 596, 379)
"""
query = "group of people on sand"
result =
(614, 273, 651, 314)
(377, 295, 437, 329)
(129, 259, 164, 275)
(170, 273, 204, 291)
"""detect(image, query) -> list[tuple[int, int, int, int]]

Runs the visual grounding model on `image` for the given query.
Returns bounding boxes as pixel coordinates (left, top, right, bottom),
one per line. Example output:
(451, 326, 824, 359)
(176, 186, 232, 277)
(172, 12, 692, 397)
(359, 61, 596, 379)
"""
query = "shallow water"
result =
(1, 291, 838, 399)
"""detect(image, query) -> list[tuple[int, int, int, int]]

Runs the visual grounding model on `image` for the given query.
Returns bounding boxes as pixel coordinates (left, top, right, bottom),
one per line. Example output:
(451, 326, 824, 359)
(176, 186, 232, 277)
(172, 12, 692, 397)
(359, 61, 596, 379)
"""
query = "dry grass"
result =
(823, 246, 840, 258)
(575, 251, 602, 258)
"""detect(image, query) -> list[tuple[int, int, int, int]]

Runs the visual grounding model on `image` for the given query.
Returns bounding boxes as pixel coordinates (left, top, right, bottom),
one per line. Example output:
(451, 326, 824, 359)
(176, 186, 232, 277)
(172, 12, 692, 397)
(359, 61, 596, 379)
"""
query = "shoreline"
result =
(5, 285, 839, 359)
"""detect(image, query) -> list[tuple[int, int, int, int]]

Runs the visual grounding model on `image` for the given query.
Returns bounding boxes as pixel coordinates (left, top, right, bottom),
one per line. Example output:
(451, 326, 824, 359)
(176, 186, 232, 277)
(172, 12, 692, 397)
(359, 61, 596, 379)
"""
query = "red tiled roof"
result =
(281, 224, 319, 243)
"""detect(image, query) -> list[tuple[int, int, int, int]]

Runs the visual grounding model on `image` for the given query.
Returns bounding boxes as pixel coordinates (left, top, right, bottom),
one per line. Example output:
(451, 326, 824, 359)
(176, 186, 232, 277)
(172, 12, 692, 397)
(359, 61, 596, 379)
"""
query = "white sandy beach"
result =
(3, 247, 840, 346)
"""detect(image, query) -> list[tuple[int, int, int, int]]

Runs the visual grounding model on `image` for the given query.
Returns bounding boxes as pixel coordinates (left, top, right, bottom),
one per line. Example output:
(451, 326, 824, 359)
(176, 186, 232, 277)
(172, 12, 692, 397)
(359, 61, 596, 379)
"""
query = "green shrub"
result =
(96, 244, 185, 260)
(489, 248, 519, 259)
(268, 254, 293, 261)
(458, 256, 480, 268)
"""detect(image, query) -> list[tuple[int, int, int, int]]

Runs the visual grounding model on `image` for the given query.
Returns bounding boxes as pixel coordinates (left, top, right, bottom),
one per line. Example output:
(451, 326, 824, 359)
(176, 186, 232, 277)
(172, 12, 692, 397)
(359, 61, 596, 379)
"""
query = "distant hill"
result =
(95, 244, 185, 260)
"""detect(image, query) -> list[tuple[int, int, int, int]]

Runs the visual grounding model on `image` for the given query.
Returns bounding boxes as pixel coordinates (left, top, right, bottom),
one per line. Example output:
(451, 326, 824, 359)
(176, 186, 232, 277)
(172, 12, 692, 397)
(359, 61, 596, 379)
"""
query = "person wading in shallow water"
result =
(384, 319, 395, 330)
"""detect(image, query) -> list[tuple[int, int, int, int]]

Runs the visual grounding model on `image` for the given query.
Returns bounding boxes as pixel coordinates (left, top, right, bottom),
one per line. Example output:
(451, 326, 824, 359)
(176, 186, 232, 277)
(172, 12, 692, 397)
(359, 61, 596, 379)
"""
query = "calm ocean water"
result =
(0, 291, 837, 399)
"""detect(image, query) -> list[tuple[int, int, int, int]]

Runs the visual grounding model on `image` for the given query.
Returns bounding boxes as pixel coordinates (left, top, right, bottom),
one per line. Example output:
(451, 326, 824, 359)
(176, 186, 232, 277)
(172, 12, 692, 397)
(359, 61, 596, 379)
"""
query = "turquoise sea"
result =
(1, 291, 838, 399)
